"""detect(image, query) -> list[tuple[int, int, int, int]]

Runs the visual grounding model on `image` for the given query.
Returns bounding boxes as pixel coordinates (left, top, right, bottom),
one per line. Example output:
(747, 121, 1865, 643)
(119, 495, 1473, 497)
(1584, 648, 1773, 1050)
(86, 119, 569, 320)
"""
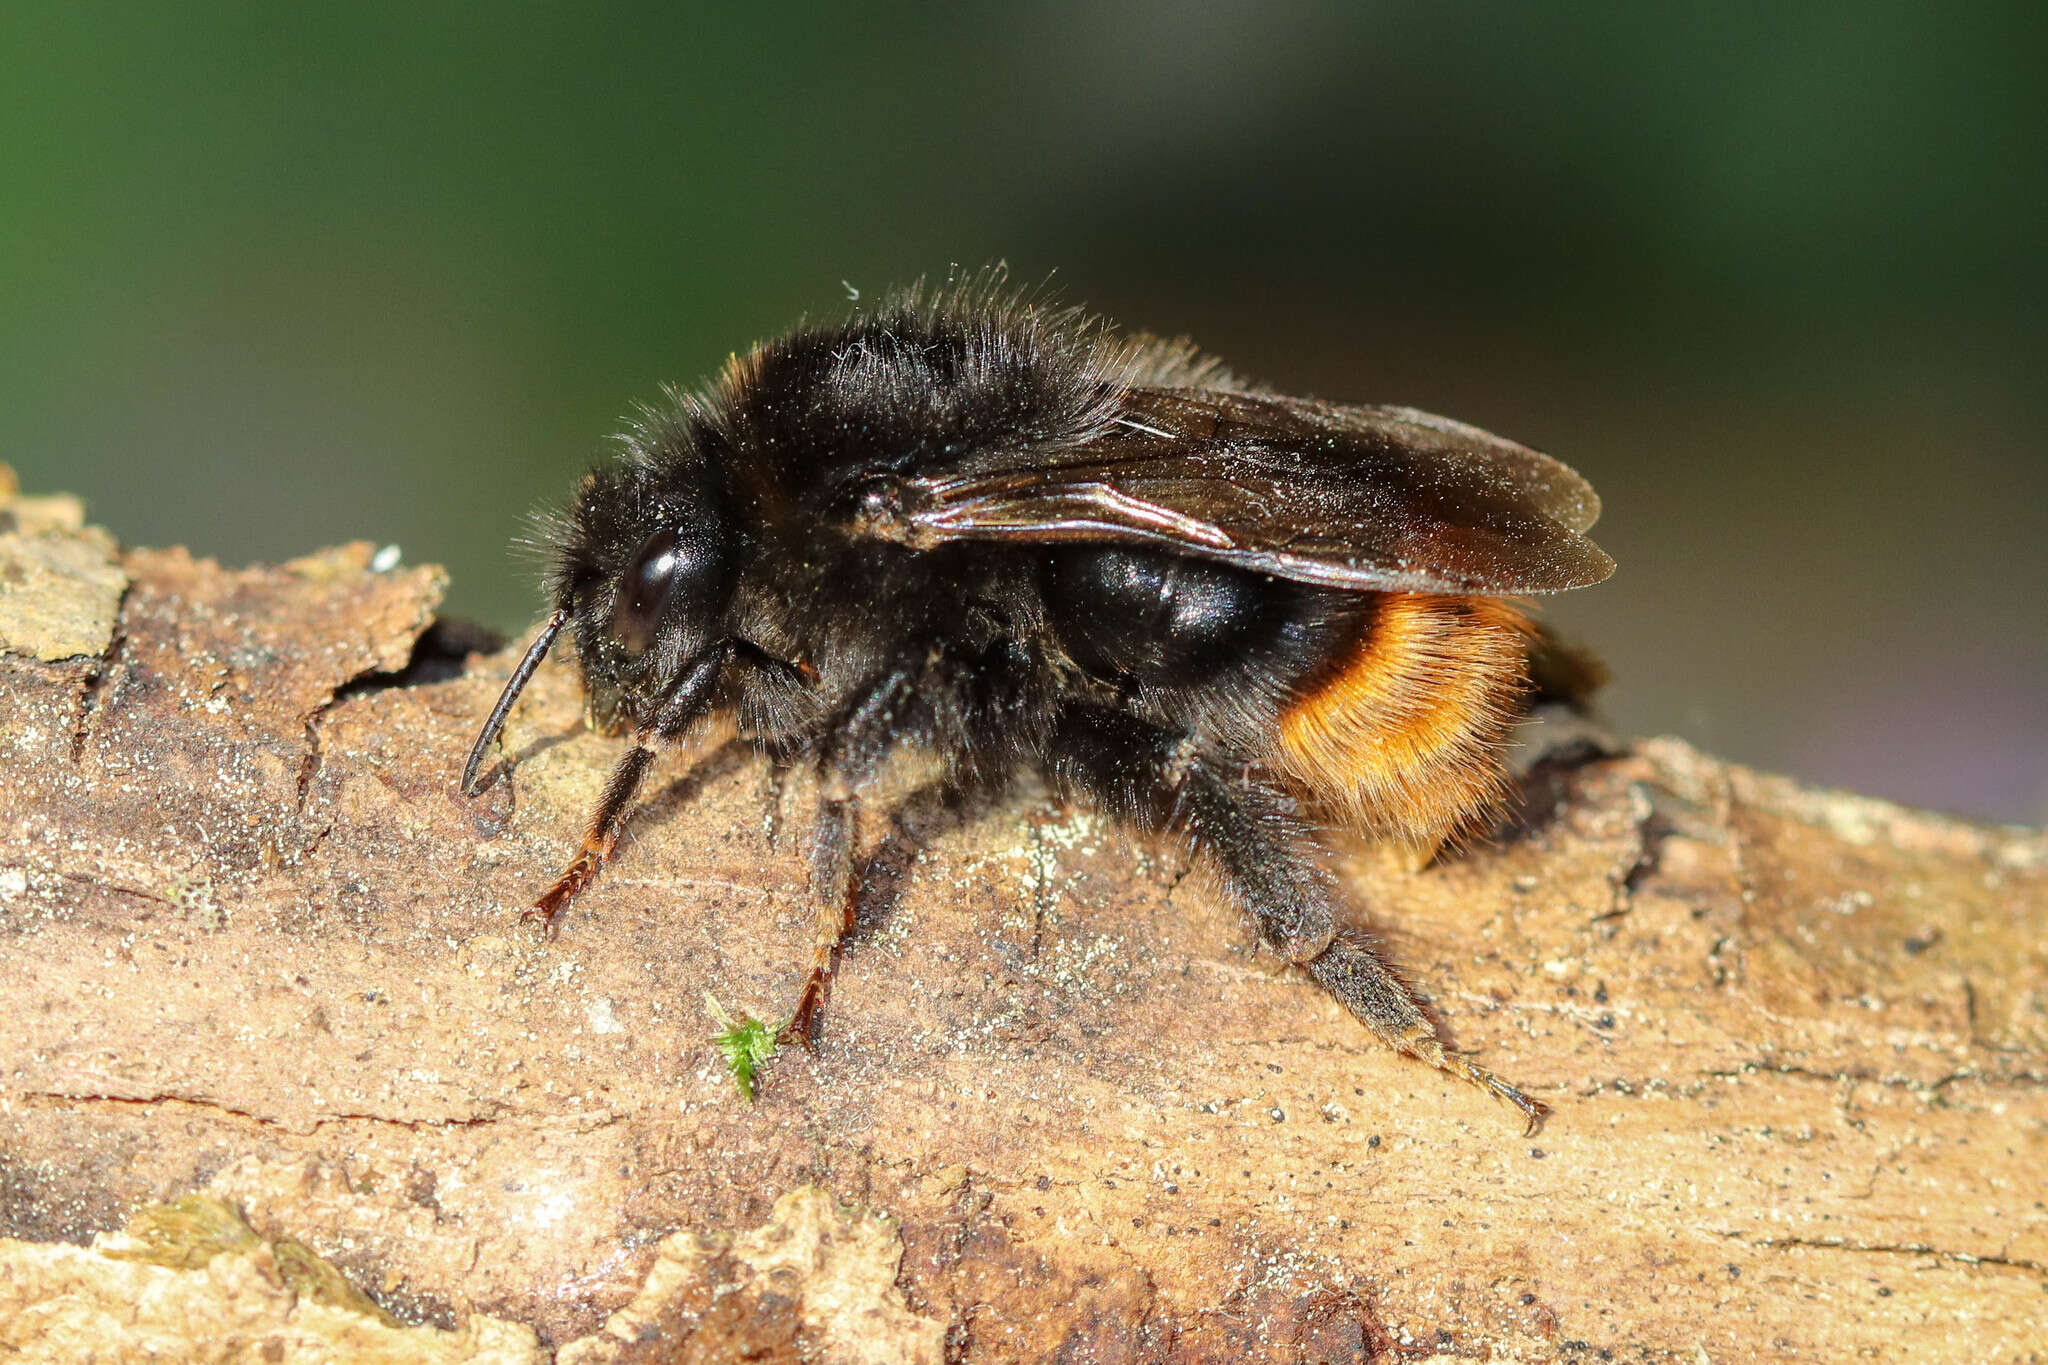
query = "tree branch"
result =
(2, 472, 2043, 1361)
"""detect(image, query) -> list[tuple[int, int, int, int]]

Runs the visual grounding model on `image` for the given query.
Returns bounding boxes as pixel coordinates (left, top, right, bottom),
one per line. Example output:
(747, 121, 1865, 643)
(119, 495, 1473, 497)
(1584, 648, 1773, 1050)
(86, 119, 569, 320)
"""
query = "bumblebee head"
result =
(554, 452, 736, 720)
(462, 425, 736, 795)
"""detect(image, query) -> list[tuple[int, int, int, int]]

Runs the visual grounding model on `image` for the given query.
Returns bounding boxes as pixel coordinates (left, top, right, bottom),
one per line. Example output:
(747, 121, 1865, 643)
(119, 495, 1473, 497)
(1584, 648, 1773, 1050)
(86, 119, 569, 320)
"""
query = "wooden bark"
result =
(1, 472, 2044, 1362)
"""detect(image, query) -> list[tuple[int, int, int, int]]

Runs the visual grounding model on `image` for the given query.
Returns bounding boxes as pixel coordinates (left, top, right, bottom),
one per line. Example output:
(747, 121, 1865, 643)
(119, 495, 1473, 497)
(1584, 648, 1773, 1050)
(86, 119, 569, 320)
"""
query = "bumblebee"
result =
(463, 278, 1614, 1128)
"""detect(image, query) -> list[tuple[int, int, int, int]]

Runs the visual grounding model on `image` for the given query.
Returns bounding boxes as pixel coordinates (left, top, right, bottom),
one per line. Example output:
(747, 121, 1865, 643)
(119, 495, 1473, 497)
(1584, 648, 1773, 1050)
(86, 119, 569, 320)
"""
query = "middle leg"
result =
(787, 661, 926, 1040)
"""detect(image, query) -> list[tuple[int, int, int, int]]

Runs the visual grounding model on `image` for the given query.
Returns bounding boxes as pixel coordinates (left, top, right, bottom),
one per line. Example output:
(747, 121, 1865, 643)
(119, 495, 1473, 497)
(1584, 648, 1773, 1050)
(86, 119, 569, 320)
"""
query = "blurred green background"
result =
(5, 3, 2043, 822)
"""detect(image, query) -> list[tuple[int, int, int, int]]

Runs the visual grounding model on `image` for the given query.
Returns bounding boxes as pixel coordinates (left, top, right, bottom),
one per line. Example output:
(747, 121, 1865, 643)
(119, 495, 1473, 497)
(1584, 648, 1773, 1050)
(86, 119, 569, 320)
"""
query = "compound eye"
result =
(610, 528, 681, 655)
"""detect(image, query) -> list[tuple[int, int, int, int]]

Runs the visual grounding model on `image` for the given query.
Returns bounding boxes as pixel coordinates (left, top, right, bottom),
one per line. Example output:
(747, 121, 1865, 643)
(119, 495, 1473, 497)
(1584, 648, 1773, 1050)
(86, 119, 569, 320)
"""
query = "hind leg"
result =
(1046, 702, 1545, 1131)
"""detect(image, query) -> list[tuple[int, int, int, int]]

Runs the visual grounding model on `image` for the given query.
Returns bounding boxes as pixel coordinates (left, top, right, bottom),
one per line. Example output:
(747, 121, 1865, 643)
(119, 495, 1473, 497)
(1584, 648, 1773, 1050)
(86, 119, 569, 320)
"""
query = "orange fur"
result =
(1272, 594, 1533, 858)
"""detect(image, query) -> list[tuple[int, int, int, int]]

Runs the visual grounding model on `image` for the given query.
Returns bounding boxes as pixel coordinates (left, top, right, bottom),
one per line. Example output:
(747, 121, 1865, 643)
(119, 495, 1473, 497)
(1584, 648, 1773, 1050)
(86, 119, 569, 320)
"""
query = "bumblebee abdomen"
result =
(1272, 594, 1533, 855)
(1045, 546, 1282, 685)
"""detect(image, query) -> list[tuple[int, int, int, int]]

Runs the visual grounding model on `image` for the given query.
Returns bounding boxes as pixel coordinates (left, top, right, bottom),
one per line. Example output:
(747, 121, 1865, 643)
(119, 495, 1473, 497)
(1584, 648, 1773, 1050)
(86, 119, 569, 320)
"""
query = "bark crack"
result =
(67, 585, 130, 763)
(294, 617, 503, 815)
(1691, 1058, 2046, 1096)
(20, 1089, 524, 1137)
(1732, 1233, 2048, 1282)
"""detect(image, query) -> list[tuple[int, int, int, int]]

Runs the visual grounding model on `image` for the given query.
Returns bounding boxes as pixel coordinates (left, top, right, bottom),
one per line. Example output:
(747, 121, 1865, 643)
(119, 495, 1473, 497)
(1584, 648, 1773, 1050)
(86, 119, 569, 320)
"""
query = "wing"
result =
(854, 388, 1615, 594)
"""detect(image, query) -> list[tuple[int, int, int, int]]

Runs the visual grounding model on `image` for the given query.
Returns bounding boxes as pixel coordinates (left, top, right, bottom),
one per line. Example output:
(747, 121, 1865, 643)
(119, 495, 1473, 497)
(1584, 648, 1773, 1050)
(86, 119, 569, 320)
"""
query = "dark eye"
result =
(610, 528, 682, 655)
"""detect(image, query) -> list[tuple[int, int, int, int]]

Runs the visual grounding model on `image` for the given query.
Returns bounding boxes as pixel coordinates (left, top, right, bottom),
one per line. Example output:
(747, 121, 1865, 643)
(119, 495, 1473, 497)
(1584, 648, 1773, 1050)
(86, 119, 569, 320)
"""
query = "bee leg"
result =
(1305, 938, 1547, 1132)
(526, 744, 655, 935)
(1045, 704, 1335, 963)
(526, 645, 729, 935)
(787, 665, 923, 1043)
(788, 795, 858, 1042)
(1048, 703, 1545, 1132)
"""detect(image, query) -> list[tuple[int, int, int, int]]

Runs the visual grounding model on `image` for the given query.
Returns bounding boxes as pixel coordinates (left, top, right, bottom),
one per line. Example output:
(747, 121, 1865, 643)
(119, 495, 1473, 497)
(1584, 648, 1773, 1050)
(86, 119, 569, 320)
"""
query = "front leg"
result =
(1047, 703, 1545, 1131)
(526, 744, 657, 932)
(525, 644, 731, 934)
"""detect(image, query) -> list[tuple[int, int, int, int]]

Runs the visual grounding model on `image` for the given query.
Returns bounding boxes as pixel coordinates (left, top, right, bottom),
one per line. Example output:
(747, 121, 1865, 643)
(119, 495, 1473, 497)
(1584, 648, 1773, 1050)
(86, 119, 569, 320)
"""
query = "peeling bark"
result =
(1, 471, 2045, 1362)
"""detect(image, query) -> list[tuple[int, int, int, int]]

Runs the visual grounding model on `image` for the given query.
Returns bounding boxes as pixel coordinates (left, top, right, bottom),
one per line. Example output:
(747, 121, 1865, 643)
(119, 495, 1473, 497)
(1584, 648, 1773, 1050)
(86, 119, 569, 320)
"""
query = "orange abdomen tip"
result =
(1273, 594, 1534, 852)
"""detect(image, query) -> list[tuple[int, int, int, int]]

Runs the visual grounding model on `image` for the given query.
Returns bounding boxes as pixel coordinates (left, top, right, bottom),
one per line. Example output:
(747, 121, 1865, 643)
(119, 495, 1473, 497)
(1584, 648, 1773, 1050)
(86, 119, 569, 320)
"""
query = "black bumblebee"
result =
(463, 278, 1614, 1128)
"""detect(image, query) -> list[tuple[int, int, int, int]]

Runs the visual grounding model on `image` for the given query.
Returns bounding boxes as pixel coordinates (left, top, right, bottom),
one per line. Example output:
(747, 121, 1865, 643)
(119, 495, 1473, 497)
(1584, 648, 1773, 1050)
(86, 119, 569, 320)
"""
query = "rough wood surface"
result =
(1, 474, 2044, 1362)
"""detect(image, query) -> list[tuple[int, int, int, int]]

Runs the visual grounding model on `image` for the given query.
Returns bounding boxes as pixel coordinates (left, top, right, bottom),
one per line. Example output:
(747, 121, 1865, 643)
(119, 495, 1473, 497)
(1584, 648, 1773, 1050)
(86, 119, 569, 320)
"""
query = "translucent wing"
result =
(855, 388, 1614, 594)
